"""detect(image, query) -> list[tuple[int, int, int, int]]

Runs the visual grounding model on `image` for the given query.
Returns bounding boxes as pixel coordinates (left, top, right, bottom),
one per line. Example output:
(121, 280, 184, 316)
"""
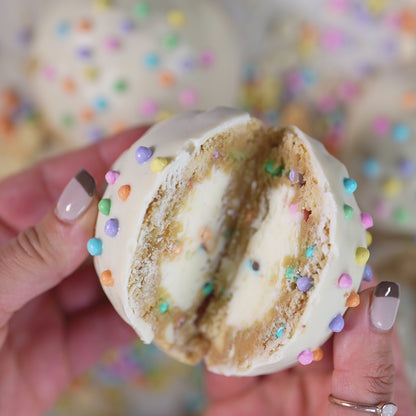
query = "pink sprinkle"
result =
(199, 49, 215, 67)
(360, 213, 374, 229)
(43, 65, 57, 81)
(338, 81, 358, 102)
(338, 273, 353, 289)
(105, 170, 120, 184)
(298, 349, 314, 365)
(373, 201, 389, 219)
(327, 0, 348, 13)
(104, 36, 121, 51)
(372, 116, 390, 136)
(317, 94, 337, 113)
(179, 88, 198, 107)
(139, 100, 158, 117)
(321, 28, 345, 51)
(289, 203, 298, 216)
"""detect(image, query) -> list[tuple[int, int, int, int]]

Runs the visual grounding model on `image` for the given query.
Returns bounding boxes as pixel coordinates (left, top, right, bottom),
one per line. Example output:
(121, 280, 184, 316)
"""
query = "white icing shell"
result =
(30, 0, 241, 146)
(92, 107, 368, 375)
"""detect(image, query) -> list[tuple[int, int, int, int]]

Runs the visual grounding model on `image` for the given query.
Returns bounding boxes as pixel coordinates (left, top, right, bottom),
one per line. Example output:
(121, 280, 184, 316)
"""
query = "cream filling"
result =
(161, 166, 231, 310)
(225, 185, 303, 328)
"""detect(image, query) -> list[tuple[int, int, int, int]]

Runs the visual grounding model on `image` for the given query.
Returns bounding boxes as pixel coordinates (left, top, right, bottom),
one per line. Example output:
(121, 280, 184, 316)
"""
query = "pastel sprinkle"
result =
(329, 314, 344, 332)
(338, 273, 353, 289)
(100, 270, 114, 287)
(312, 347, 324, 362)
(150, 157, 169, 173)
(275, 325, 286, 339)
(119, 18, 135, 33)
(87, 238, 102, 256)
(167, 9, 186, 27)
(143, 52, 160, 69)
(118, 185, 131, 201)
(360, 213, 373, 229)
(297, 276, 313, 292)
(372, 116, 390, 136)
(363, 157, 380, 178)
(382, 178, 402, 197)
(139, 99, 158, 117)
(398, 158, 415, 177)
(159, 301, 169, 314)
(343, 204, 354, 220)
(163, 33, 179, 49)
(56, 21, 70, 36)
(158, 71, 175, 87)
(93, 0, 112, 10)
(105, 170, 120, 184)
(98, 198, 111, 215)
(203, 282, 213, 296)
(200, 50, 215, 67)
(355, 247, 370, 266)
(104, 36, 121, 51)
(114, 79, 128, 92)
(346, 291, 360, 307)
(392, 123, 410, 143)
(394, 207, 410, 225)
(306, 246, 315, 258)
(264, 160, 284, 176)
(179, 88, 198, 107)
(343, 177, 357, 194)
(289, 203, 298, 216)
(298, 349, 314, 365)
(135, 146, 153, 164)
(93, 97, 109, 112)
(285, 266, 296, 280)
(362, 264, 373, 282)
(105, 218, 119, 237)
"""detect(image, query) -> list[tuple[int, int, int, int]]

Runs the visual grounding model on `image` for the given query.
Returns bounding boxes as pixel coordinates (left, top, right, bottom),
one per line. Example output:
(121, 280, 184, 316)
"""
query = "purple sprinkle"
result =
(135, 146, 153, 164)
(329, 313, 344, 332)
(105, 218, 119, 237)
(119, 18, 135, 33)
(213, 151, 219, 159)
(182, 57, 195, 71)
(16, 27, 32, 45)
(398, 158, 415, 177)
(362, 264, 373, 282)
(289, 169, 297, 183)
(88, 126, 104, 143)
(77, 46, 93, 59)
(297, 277, 313, 292)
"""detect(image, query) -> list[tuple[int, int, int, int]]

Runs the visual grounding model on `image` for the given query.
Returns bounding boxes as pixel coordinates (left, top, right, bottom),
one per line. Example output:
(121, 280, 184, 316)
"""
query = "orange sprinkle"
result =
(158, 71, 175, 87)
(198, 226, 212, 242)
(0, 116, 14, 136)
(80, 108, 94, 122)
(400, 8, 416, 34)
(100, 270, 114, 286)
(312, 347, 324, 362)
(346, 291, 360, 308)
(118, 184, 131, 201)
(110, 121, 126, 135)
(1, 88, 19, 113)
(62, 77, 76, 93)
(402, 91, 416, 109)
(78, 19, 92, 32)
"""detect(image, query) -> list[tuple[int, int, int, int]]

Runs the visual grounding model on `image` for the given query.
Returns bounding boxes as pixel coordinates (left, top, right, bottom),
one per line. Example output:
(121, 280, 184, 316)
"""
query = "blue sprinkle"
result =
(363, 157, 380, 178)
(159, 301, 169, 314)
(143, 52, 160, 69)
(329, 313, 344, 332)
(343, 177, 357, 194)
(392, 123, 410, 143)
(93, 97, 109, 112)
(306, 246, 315, 258)
(362, 264, 373, 282)
(275, 325, 286, 339)
(87, 238, 102, 256)
(56, 21, 70, 37)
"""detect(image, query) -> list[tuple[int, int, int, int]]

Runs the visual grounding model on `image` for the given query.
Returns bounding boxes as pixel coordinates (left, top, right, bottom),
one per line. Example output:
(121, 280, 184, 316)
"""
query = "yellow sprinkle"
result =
(367, 0, 388, 14)
(93, 0, 112, 10)
(84, 67, 99, 80)
(382, 178, 402, 197)
(150, 157, 169, 173)
(366, 231, 373, 246)
(355, 247, 370, 266)
(167, 9, 186, 27)
(156, 110, 173, 122)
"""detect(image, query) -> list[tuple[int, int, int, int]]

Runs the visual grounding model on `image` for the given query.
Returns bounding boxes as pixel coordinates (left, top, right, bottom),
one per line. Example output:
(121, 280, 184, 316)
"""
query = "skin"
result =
(0, 128, 414, 416)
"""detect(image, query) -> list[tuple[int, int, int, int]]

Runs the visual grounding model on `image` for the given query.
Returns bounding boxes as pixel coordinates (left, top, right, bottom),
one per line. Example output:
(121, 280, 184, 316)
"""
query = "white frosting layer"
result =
(30, 0, 241, 146)
(93, 107, 368, 375)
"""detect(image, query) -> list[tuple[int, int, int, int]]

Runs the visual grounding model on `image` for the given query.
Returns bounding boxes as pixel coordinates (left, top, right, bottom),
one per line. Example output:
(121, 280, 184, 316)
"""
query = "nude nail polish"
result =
(370, 281, 400, 332)
(55, 169, 96, 222)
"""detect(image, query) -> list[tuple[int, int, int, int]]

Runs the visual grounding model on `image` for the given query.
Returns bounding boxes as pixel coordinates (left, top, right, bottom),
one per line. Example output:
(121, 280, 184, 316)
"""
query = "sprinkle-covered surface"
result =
(30, 0, 241, 146)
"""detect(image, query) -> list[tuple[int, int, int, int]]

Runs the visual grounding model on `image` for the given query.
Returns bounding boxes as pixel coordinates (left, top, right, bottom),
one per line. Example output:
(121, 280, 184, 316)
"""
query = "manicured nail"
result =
(55, 169, 96, 222)
(370, 281, 400, 332)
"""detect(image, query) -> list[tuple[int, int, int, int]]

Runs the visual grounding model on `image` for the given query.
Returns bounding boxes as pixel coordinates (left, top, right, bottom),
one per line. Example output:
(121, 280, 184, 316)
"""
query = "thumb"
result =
(0, 169, 97, 332)
(329, 282, 400, 416)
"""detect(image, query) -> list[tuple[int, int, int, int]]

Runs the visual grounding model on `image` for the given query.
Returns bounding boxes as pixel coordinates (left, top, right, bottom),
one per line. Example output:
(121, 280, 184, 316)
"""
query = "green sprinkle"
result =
(98, 198, 111, 215)
(343, 204, 354, 220)
(159, 301, 169, 314)
(203, 282, 213, 296)
(305, 246, 315, 258)
(394, 207, 410, 225)
(134, 2, 150, 17)
(237, 151, 245, 161)
(285, 265, 295, 280)
(264, 160, 284, 176)
(61, 113, 74, 127)
(163, 33, 179, 49)
(114, 78, 128, 92)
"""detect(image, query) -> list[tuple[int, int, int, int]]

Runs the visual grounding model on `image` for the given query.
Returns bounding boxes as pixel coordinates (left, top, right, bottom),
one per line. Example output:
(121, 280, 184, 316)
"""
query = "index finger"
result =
(0, 125, 149, 236)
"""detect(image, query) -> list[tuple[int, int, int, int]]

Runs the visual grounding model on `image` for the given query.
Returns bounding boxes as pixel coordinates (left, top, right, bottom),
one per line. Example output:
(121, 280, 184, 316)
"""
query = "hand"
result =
(0, 127, 148, 416)
(204, 281, 415, 415)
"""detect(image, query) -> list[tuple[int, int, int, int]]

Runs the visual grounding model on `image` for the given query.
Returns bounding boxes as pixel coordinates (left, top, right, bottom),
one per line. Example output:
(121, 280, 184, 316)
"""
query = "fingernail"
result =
(55, 169, 96, 222)
(370, 281, 400, 332)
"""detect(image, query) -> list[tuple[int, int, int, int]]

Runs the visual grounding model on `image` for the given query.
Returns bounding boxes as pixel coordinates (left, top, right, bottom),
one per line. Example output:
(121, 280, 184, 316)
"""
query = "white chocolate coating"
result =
(93, 107, 368, 375)
(30, 0, 241, 146)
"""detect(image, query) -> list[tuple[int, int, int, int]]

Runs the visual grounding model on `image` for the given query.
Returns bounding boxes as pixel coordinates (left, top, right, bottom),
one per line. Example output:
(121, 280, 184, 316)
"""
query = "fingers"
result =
(0, 125, 149, 234)
(329, 282, 401, 415)
(0, 170, 97, 331)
